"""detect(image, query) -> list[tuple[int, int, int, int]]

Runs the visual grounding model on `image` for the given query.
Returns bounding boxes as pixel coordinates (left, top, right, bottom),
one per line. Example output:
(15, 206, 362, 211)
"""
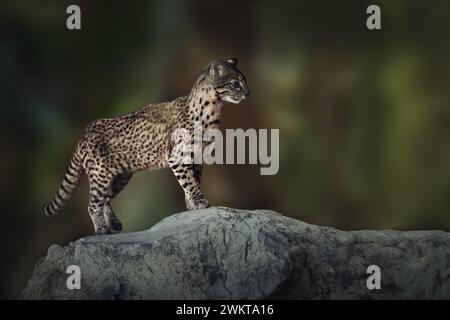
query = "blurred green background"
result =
(1, 0, 450, 299)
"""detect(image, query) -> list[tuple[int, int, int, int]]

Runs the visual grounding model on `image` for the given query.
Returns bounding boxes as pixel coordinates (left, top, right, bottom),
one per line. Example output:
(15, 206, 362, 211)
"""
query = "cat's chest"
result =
(201, 103, 222, 129)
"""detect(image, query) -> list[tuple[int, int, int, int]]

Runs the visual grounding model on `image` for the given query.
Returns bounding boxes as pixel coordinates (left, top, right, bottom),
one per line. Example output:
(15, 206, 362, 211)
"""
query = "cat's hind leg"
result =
(103, 172, 133, 232)
(87, 169, 116, 234)
(87, 193, 112, 234)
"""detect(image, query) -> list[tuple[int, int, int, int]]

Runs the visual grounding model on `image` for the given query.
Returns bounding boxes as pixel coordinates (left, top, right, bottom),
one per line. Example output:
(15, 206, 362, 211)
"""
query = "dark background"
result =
(1, 0, 450, 299)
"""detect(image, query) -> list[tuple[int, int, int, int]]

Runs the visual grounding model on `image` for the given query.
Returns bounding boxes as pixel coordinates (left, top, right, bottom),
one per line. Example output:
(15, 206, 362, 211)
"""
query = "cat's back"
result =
(80, 97, 187, 146)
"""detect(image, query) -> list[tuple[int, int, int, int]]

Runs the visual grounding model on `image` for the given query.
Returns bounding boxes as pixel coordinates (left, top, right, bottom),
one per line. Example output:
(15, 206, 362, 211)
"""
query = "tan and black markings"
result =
(43, 58, 250, 234)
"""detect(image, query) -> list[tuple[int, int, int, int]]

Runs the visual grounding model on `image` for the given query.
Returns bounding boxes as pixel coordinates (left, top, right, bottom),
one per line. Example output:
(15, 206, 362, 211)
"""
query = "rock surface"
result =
(22, 206, 450, 299)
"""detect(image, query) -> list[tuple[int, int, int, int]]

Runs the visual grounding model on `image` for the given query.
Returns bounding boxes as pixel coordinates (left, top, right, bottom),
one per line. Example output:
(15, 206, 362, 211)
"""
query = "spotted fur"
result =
(43, 58, 250, 234)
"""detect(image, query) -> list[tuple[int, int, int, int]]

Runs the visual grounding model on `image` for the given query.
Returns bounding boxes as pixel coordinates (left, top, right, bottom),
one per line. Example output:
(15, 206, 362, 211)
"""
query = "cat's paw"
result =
(94, 225, 114, 235)
(107, 219, 123, 232)
(186, 197, 209, 210)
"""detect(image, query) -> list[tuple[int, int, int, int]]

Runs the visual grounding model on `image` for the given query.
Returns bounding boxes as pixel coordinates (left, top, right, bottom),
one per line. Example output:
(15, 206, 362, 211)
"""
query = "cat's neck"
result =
(187, 81, 223, 122)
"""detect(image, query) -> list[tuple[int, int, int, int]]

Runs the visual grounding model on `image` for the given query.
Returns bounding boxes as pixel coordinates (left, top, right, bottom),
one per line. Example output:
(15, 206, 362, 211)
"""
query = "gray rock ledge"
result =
(22, 206, 450, 299)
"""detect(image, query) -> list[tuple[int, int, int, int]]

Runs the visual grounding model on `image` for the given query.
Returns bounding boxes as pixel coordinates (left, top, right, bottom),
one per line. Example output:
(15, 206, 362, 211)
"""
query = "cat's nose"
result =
(244, 89, 250, 97)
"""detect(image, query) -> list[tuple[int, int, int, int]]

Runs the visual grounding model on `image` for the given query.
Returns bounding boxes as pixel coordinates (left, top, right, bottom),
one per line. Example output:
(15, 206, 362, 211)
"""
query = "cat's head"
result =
(205, 58, 250, 104)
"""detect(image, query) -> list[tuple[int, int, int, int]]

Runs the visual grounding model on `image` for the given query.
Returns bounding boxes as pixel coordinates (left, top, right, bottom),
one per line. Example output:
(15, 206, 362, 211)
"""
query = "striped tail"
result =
(43, 144, 85, 217)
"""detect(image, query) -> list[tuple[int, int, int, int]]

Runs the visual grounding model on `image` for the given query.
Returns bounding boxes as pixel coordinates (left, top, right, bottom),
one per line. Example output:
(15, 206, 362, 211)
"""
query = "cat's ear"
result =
(210, 61, 227, 77)
(227, 57, 239, 66)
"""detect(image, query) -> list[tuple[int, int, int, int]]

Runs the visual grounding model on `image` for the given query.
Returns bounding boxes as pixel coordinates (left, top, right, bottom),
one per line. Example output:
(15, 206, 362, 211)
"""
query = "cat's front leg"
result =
(168, 161, 209, 210)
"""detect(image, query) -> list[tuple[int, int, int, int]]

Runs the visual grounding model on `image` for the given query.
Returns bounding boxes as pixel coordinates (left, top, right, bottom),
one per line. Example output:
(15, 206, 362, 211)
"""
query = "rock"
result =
(21, 206, 450, 299)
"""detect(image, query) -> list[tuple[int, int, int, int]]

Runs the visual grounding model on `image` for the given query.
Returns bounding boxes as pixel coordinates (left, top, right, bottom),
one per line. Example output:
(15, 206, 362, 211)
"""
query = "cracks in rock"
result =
(112, 281, 126, 300)
(244, 241, 250, 262)
(199, 224, 233, 299)
(222, 228, 226, 247)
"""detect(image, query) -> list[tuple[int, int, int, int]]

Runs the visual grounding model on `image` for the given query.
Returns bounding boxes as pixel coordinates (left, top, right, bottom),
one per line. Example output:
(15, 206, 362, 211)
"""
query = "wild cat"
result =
(43, 58, 250, 234)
